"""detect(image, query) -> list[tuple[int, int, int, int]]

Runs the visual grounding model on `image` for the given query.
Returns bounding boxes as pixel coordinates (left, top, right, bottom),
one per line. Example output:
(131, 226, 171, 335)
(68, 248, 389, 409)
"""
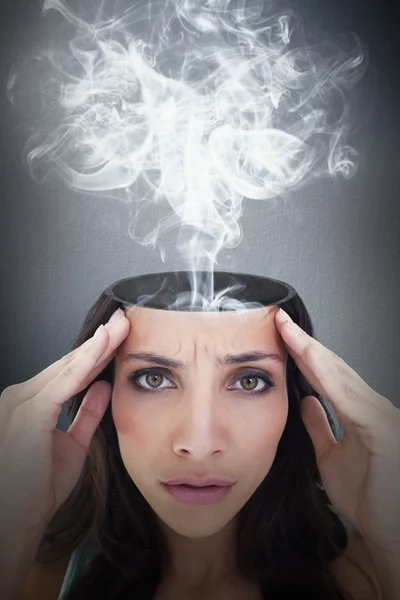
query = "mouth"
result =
(179, 483, 216, 488)
(162, 482, 234, 505)
(162, 477, 235, 487)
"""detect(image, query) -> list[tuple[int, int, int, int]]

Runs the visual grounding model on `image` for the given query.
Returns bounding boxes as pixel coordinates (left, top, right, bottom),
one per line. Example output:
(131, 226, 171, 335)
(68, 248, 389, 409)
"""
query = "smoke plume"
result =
(8, 0, 366, 302)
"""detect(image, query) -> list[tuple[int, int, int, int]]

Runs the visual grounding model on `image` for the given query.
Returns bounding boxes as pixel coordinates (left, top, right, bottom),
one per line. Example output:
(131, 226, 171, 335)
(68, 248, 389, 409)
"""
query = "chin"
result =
(139, 488, 238, 538)
(155, 509, 237, 539)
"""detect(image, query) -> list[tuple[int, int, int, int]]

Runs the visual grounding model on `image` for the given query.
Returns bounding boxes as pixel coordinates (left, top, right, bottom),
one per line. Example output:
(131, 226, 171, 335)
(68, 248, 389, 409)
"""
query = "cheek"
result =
(248, 396, 288, 452)
(249, 401, 289, 473)
(111, 385, 288, 445)
(112, 392, 144, 440)
(112, 404, 151, 473)
(273, 394, 289, 434)
(111, 390, 161, 457)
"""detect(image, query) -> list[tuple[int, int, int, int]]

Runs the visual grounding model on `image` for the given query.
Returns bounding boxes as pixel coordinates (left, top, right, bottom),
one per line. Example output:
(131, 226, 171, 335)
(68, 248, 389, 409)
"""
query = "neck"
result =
(157, 518, 238, 587)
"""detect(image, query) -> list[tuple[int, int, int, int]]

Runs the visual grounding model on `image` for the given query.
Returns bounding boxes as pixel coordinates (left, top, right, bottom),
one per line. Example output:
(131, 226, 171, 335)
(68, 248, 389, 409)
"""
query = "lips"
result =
(163, 477, 235, 487)
(163, 482, 234, 504)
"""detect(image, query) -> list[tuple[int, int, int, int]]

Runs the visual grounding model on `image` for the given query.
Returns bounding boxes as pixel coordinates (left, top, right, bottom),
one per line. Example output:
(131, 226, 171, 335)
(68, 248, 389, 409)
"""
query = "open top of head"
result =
(104, 270, 297, 313)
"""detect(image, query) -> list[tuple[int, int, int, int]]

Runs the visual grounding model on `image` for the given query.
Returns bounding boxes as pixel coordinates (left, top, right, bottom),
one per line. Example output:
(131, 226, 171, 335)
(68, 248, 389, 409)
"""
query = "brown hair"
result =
(35, 288, 378, 599)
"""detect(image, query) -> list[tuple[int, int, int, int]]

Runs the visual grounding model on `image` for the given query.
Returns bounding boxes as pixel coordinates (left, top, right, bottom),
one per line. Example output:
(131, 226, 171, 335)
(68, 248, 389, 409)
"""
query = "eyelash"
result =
(127, 368, 276, 397)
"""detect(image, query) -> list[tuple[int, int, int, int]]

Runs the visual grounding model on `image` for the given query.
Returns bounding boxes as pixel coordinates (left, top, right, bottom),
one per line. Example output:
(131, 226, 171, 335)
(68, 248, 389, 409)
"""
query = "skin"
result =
(111, 304, 288, 589)
(274, 309, 400, 599)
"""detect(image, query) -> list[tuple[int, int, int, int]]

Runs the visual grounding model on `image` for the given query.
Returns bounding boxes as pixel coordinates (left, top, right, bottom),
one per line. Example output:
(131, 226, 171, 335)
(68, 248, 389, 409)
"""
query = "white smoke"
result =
(8, 0, 366, 277)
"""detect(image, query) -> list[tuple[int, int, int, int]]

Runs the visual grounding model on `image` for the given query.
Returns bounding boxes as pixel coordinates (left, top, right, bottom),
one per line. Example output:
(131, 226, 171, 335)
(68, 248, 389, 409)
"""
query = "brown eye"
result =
(230, 372, 276, 395)
(128, 370, 173, 391)
(144, 373, 165, 388)
(128, 369, 276, 396)
(240, 376, 259, 391)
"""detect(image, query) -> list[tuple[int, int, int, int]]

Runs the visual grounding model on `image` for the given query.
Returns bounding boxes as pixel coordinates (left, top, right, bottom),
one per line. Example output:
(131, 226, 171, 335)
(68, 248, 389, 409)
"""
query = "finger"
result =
(66, 380, 112, 452)
(31, 322, 126, 429)
(23, 308, 125, 393)
(275, 309, 394, 430)
(19, 311, 128, 401)
(70, 320, 129, 393)
(300, 395, 337, 463)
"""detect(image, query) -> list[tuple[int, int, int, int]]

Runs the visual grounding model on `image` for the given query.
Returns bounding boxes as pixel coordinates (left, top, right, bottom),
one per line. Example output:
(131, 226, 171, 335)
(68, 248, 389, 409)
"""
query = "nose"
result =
(172, 389, 226, 459)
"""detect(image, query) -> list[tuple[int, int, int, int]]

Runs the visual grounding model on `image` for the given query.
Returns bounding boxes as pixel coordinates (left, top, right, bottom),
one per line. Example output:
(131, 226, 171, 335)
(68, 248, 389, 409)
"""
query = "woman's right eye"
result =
(128, 370, 174, 392)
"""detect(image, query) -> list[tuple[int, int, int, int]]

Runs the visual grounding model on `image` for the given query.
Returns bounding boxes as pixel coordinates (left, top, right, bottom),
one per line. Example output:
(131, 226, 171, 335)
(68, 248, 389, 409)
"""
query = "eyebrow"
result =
(120, 351, 283, 369)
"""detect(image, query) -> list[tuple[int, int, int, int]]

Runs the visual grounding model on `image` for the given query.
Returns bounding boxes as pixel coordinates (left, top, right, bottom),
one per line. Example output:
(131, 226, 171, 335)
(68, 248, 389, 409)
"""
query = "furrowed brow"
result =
(121, 351, 282, 368)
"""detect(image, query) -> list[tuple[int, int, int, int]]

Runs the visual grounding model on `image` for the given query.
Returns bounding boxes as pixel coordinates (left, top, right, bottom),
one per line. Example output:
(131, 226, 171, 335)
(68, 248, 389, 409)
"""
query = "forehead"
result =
(118, 305, 284, 355)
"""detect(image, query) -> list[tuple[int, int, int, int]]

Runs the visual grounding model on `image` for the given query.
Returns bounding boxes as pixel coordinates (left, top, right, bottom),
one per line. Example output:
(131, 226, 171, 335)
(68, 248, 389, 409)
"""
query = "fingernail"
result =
(108, 308, 123, 325)
(277, 308, 291, 323)
(93, 324, 105, 338)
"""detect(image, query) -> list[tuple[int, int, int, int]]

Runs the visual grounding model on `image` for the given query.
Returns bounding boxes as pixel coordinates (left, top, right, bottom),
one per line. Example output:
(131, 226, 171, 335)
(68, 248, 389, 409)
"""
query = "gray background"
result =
(0, 0, 399, 434)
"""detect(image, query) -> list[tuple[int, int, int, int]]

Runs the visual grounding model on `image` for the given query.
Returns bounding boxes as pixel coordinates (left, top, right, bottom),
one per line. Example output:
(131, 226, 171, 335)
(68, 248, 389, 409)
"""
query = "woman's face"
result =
(112, 305, 288, 538)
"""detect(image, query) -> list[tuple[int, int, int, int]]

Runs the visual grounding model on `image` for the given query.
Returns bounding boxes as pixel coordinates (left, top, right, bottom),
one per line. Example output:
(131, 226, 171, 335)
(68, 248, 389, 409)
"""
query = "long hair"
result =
(35, 289, 377, 599)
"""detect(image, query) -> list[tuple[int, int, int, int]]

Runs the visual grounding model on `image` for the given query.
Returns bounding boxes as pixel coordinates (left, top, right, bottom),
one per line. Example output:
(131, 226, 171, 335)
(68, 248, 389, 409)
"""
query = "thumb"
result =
(67, 380, 112, 451)
(300, 395, 337, 464)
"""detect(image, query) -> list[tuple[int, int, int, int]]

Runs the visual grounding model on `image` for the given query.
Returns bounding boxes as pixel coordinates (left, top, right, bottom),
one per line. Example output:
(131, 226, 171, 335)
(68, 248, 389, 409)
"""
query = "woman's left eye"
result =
(127, 370, 276, 396)
(231, 375, 275, 394)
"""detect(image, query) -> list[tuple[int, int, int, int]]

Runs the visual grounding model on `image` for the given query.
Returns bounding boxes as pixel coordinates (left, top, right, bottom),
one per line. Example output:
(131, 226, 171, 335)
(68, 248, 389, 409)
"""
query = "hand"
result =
(275, 308, 400, 556)
(0, 308, 130, 541)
